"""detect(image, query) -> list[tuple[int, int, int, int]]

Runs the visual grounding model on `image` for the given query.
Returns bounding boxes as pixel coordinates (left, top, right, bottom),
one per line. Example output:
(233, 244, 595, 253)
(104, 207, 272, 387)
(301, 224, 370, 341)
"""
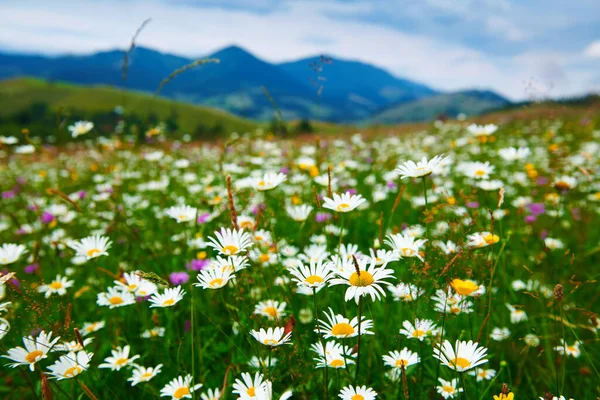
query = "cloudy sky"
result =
(1, 0, 599, 100)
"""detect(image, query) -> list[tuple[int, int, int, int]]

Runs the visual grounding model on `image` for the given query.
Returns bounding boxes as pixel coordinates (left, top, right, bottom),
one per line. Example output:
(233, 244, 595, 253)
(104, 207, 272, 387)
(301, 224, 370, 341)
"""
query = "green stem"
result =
(313, 288, 328, 400)
(354, 296, 363, 386)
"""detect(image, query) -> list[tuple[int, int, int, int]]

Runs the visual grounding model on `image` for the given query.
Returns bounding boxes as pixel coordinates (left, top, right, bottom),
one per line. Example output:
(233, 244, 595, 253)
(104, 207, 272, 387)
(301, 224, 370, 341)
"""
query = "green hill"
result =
(0, 77, 258, 135)
(369, 90, 510, 124)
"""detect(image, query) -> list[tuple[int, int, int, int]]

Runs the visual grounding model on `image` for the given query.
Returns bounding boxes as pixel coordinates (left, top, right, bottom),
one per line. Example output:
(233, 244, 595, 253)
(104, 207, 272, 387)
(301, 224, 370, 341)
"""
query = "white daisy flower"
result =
(395, 154, 448, 179)
(249, 327, 292, 347)
(252, 172, 287, 191)
(322, 192, 366, 213)
(47, 351, 93, 380)
(433, 339, 488, 372)
(37, 275, 74, 298)
(68, 235, 112, 260)
(98, 345, 140, 371)
(165, 204, 198, 223)
(149, 286, 186, 308)
(128, 364, 163, 386)
(384, 233, 427, 261)
(68, 121, 94, 138)
(316, 308, 374, 339)
(338, 385, 377, 400)
(329, 257, 395, 304)
(254, 300, 287, 320)
(0, 244, 27, 265)
(97, 286, 136, 309)
(194, 267, 234, 290)
(160, 374, 203, 399)
(436, 378, 463, 399)
(207, 228, 253, 256)
(3, 330, 60, 371)
(399, 319, 438, 341)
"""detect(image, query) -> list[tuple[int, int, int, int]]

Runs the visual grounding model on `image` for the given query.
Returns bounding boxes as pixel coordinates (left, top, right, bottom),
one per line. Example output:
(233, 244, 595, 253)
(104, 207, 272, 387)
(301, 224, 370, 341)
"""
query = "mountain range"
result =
(0, 45, 511, 123)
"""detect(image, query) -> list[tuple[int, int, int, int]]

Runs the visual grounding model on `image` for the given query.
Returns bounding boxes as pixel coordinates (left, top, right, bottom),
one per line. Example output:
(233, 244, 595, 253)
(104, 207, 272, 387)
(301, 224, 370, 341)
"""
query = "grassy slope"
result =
(0, 77, 258, 133)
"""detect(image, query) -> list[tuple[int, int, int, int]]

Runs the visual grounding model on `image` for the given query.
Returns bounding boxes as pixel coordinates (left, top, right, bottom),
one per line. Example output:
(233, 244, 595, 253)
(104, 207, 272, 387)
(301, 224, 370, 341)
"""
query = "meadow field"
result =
(1, 111, 599, 400)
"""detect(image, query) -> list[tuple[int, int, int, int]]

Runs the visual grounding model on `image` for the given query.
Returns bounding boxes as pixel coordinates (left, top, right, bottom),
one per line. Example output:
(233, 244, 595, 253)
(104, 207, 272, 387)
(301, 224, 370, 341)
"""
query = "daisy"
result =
(81, 321, 105, 336)
(524, 334, 540, 347)
(432, 288, 473, 315)
(247, 356, 278, 369)
(469, 368, 496, 382)
(367, 248, 399, 266)
(329, 257, 395, 304)
(250, 327, 292, 347)
(467, 123, 498, 137)
(311, 341, 355, 369)
(52, 337, 94, 353)
(322, 192, 366, 213)
(288, 260, 335, 290)
(68, 121, 94, 138)
(165, 205, 198, 223)
(98, 345, 140, 371)
(553, 175, 577, 191)
(37, 275, 74, 298)
(286, 204, 314, 222)
(232, 372, 268, 398)
(160, 374, 203, 399)
(252, 172, 287, 191)
(436, 378, 463, 399)
(506, 303, 528, 323)
(498, 147, 531, 162)
(388, 282, 424, 302)
(466, 232, 500, 248)
(210, 256, 248, 274)
(554, 340, 582, 358)
(395, 154, 448, 179)
(141, 327, 166, 338)
(68, 235, 112, 260)
(237, 215, 256, 230)
(338, 385, 377, 400)
(382, 348, 420, 370)
(0, 243, 27, 265)
(195, 267, 234, 289)
(384, 233, 427, 261)
(433, 240, 460, 255)
(399, 319, 438, 341)
(3, 330, 60, 371)
(207, 228, 253, 256)
(433, 340, 488, 372)
(490, 327, 511, 341)
(149, 286, 186, 308)
(115, 272, 158, 297)
(200, 388, 222, 400)
(47, 351, 93, 380)
(544, 238, 565, 250)
(0, 318, 10, 340)
(97, 286, 136, 309)
(317, 308, 374, 339)
(128, 364, 163, 386)
(254, 300, 287, 320)
(459, 161, 495, 179)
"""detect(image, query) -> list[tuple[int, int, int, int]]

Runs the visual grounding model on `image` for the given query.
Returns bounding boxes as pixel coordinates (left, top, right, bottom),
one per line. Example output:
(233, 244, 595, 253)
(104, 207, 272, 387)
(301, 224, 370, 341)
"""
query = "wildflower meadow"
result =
(1, 117, 599, 400)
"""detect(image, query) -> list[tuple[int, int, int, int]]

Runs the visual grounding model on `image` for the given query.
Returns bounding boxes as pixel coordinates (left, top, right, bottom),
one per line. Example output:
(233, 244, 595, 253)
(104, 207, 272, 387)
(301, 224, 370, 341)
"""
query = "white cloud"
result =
(583, 40, 600, 58)
(486, 16, 527, 41)
(0, 0, 593, 100)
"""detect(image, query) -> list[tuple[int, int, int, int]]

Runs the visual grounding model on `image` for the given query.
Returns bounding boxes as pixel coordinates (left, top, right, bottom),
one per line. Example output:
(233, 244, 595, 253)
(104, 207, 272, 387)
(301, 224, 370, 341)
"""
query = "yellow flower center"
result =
(209, 278, 223, 287)
(450, 306, 461, 314)
(162, 299, 175, 306)
(174, 387, 191, 399)
(263, 306, 279, 318)
(400, 248, 414, 256)
(247, 387, 256, 396)
(64, 366, 83, 377)
(412, 329, 425, 338)
(223, 245, 239, 255)
(450, 279, 479, 296)
(109, 296, 124, 305)
(336, 203, 351, 211)
(49, 281, 63, 290)
(395, 359, 409, 367)
(331, 322, 355, 337)
(259, 254, 271, 263)
(141, 372, 153, 380)
(474, 169, 486, 177)
(240, 221, 253, 229)
(450, 357, 471, 369)
(115, 358, 129, 366)
(178, 214, 187, 220)
(128, 283, 138, 290)
(263, 339, 278, 345)
(330, 359, 344, 367)
(349, 271, 374, 287)
(257, 180, 266, 187)
(442, 385, 455, 393)
(483, 234, 499, 245)
(25, 350, 44, 363)
(351, 395, 365, 400)
(305, 275, 324, 285)
(86, 248, 101, 257)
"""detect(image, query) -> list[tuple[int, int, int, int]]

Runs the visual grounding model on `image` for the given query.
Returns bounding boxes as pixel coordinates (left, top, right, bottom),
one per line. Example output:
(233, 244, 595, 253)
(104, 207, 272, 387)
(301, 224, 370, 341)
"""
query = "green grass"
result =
(0, 77, 258, 134)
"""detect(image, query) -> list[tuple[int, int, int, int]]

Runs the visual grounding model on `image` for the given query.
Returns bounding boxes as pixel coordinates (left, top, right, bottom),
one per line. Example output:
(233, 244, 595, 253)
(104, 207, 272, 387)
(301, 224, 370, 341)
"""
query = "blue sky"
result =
(0, 0, 599, 99)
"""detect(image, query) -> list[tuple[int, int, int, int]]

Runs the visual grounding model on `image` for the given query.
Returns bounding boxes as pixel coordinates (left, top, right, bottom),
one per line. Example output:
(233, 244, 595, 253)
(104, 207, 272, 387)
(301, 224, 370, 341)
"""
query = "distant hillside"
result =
(369, 90, 510, 124)
(0, 45, 447, 122)
(0, 77, 257, 137)
(279, 56, 437, 120)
